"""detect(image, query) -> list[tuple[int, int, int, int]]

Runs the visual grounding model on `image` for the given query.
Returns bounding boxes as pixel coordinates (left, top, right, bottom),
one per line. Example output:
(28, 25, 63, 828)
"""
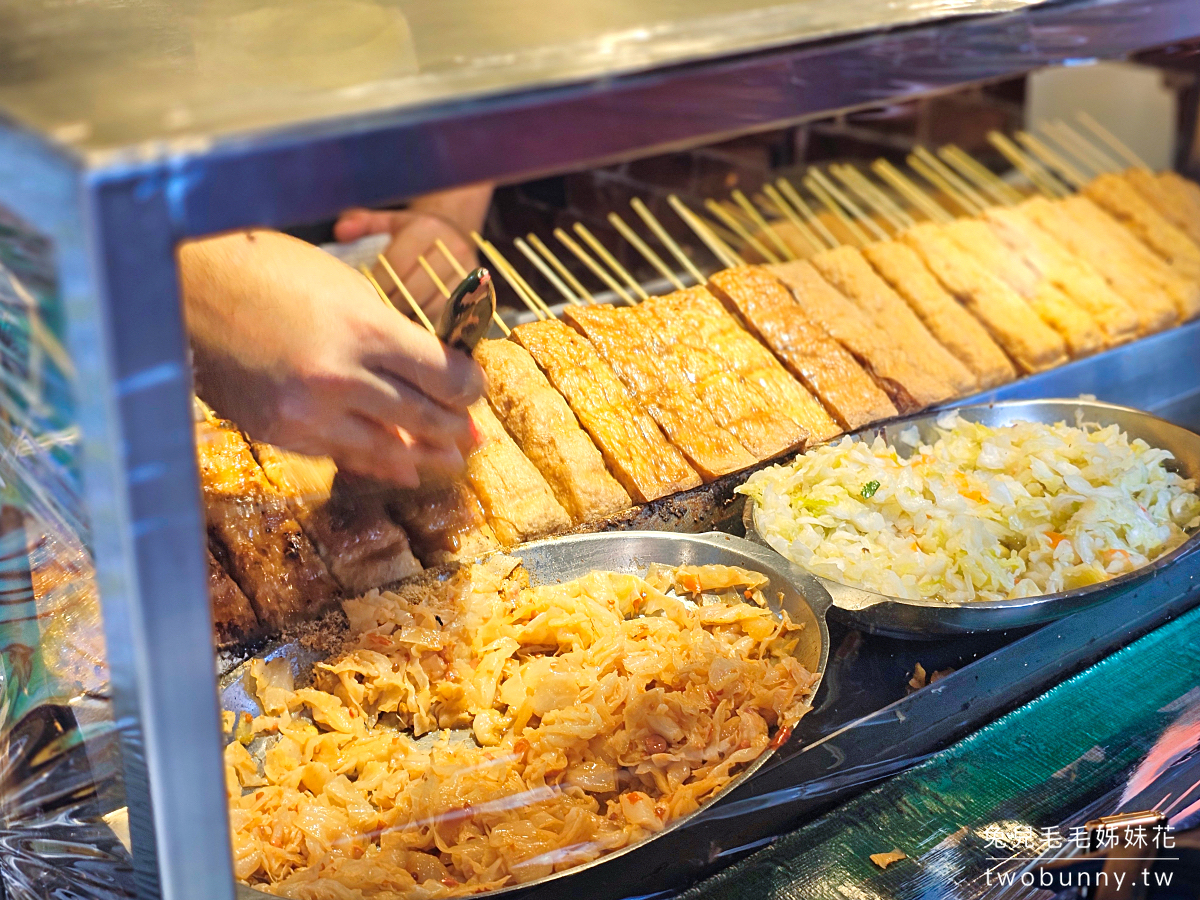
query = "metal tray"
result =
(223, 531, 832, 900)
(743, 399, 1200, 639)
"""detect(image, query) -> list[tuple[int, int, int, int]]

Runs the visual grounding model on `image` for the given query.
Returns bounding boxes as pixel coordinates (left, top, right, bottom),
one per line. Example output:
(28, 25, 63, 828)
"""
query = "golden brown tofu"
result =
(861, 240, 1015, 388)
(903, 223, 1068, 374)
(386, 479, 500, 568)
(464, 399, 573, 546)
(196, 420, 339, 629)
(983, 206, 1141, 346)
(709, 265, 894, 431)
(512, 319, 701, 503)
(207, 545, 260, 648)
(1084, 172, 1200, 282)
(250, 443, 422, 595)
(474, 338, 630, 524)
(1122, 169, 1200, 248)
(564, 304, 756, 481)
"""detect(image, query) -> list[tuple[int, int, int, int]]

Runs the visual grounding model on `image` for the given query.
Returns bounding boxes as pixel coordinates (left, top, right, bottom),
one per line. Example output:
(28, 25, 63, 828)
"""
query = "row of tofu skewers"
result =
(201, 116, 1200, 648)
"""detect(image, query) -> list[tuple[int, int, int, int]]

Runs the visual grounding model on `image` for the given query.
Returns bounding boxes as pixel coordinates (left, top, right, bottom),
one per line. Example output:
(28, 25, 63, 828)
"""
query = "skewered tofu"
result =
(196, 420, 339, 629)
(1019, 196, 1179, 333)
(207, 545, 260, 647)
(386, 478, 499, 567)
(903, 223, 1068, 373)
(861, 240, 1015, 388)
(513, 319, 701, 503)
(1124, 169, 1200, 247)
(810, 246, 978, 396)
(941, 219, 1105, 358)
(564, 304, 757, 480)
(640, 288, 810, 459)
(983, 206, 1141, 345)
(474, 338, 630, 524)
(708, 266, 894, 431)
(770, 259, 954, 413)
(1084, 173, 1200, 282)
(250, 443, 422, 594)
(463, 399, 573, 546)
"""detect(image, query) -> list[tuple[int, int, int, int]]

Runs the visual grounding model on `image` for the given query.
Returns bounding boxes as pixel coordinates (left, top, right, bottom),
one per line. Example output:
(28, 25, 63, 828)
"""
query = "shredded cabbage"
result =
(738, 413, 1200, 603)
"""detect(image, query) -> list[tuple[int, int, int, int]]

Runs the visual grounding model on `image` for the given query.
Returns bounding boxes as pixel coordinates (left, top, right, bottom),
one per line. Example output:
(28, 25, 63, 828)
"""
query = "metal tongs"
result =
(437, 267, 496, 354)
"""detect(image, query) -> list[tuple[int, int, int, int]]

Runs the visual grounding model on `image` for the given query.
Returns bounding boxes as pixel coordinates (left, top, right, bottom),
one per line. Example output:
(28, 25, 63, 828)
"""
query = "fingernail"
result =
(469, 419, 481, 446)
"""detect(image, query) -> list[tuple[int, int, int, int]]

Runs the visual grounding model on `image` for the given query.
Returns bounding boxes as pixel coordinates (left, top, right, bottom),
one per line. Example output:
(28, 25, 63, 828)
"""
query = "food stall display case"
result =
(3, 1, 1200, 899)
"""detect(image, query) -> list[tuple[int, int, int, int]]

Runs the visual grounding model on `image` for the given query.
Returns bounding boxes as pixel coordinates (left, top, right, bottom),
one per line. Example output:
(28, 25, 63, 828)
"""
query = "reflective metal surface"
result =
(745, 400, 1200, 639)
(220, 531, 831, 899)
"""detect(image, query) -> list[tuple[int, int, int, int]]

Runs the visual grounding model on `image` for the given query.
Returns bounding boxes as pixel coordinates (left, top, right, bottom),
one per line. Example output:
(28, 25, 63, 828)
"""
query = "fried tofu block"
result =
(250, 443, 421, 594)
(770, 259, 950, 414)
(861, 240, 1015, 388)
(1140, 171, 1200, 247)
(810, 246, 978, 396)
(709, 265, 894, 431)
(474, 338, 630, 524)
(207, 545, 260, 647)
(1020, 196, 1179, 333)
(941, 219, 1105, 358)
(983, 206, 1141, 346)
(196, 420, 339, 629)
(564, 304, 756, 481)
(903, 223, 1068, 374)
(464, 399, 573, 546)
(512, 319, 701, 503)
(1084, 172, 1200, 282)
(672, 284, 841, 444)
(386, 478, 499, 567)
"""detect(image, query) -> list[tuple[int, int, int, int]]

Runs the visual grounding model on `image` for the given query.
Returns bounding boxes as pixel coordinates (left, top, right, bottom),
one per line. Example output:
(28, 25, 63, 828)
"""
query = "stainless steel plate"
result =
(224, 531, 831, 898)
(744, 399, 1200, 639)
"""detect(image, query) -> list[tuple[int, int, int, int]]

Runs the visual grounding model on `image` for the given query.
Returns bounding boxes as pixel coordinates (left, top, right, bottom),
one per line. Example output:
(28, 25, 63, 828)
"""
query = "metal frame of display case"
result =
(4, 1, 1200, 899)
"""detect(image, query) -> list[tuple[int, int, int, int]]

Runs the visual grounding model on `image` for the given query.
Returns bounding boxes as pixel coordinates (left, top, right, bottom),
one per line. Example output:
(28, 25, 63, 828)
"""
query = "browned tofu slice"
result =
(1084, 172, 1200, 282)
(564, 304, 756, 481)
(810, 245, 979, 396)
(196, 420, 339, 629)
(512, 319, 701, 503)
(709, 265, 894, 431)
(1140, 171, 1200, 247)
(474, 338, 630, 524)
(386, 479, 500, 567)
(207, 545, 260, 647)
(250, 443, 422, 594)
(861, 240, 1016, 388)
(903, 223, 1068, 373)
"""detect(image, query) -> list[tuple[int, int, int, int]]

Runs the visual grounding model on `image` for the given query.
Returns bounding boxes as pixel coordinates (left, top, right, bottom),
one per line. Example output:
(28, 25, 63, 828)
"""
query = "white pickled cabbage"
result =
(738, 413, 1200, 604)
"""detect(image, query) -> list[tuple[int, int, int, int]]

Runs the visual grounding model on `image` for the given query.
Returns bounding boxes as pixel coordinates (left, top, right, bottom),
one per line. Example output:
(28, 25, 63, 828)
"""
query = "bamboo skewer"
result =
(731, 189, 796, 260)
(573, 223, 644, 303)
(555, 227, 639, 305)
(907, 154, 984, 216)
(704, 198, 781, 263)
(776, 179, 839, 248)
(1050, 120, 1121, 172)
(607, 212, 686, 291)
(808, 168, 887, 241)
(417, 255, 451, 298)
(911, 147, 991, 212)
(433, 238, 512, 336)
(833, 164, 914, 231)
(631, 198, 707, 284)
(667, 195, 744, 268)
(495, 240, 554, 318)
(1015, 131, 1089, 189)
(470, 233, 550, 321)
(938, 145, 1023, 206)
(760, 183, 825, 254)
(987, 131, 1070, 198)
(360, 265, 396, 307)
(527, 234, 596, 305)
(804, 173, 868, 245)
(1076, 111, 1150, 171)
(514, 237, 582, 306)
(1037, 122, 1104, 177)
(870, 159, 954, 223)
(373, 256, 437, 334)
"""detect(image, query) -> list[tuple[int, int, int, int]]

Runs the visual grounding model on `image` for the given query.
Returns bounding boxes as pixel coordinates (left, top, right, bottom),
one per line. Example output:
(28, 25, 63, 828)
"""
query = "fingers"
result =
(349, 371, 475, 453)
(365, 313, 485, 410)
(320, 414, 468, 487)
(333, 208, 420, 243)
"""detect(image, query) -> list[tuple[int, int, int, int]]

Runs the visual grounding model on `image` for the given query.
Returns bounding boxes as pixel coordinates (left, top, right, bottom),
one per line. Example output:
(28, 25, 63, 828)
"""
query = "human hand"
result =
(180, 230, 484, 486)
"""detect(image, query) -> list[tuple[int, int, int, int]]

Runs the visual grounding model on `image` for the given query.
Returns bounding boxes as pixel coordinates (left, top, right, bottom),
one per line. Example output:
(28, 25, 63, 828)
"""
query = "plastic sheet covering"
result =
(0, 208, 134, 899)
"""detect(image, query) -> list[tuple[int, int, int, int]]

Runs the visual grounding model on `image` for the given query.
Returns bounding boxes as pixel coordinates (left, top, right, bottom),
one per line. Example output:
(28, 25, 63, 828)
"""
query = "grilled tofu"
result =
(941, 218, 1105, 358)
(564, 304, 756, 481)
(207, 545, 260, 647)
(710, 265, 894, 431)
(464, 399, 573, 546)
(196, 420, 339, 629)
(770, 259, 951, 413)
(646, 283, 829, 453)
(810, 246, 978, 396)
(1084, 173, 1200, 282)
(903, 223, 1068, 374)
(386, 478, 500, 567)
(861, 240, 1015, 388)
(1131, 170, 1200, 247)
(474, 338, 630, 524)
(250, 443, 422, 594)
(983, 206, 1141, 346)
(512, 319, 701, 503)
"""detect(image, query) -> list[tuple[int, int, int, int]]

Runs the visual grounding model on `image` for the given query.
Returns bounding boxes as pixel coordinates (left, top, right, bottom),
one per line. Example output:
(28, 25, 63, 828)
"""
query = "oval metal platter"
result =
(226, 531, 832, 900)
(744, 399, 1200, 639)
